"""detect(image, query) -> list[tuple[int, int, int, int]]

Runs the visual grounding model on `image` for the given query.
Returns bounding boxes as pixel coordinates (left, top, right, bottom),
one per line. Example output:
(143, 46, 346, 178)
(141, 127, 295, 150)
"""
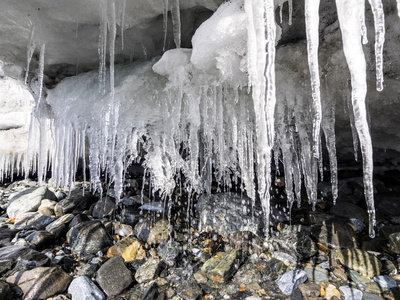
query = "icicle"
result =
(98, 0, 108, 95)
(397, 0, 400, 17)
(25, 24, 35, 84)
(305, 0, 322, 160)
(336, 0, 376, 237)
(120, 0, 126, 50)
(368, 0, 385, 91)
(279, 3, 283, 23)
(36, 43, 45, 111)
(109, 0, 116, 99)
(347, 95, 359, 161)
(288, 0, 293, 25)
(171, 0, 181, 48)
(360, 1, 368, 45)
(163, 0, 169, 51)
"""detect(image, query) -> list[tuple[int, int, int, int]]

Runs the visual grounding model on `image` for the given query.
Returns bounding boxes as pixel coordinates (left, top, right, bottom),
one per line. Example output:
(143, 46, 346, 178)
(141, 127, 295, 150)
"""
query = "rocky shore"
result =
(1, 161, 400, 300)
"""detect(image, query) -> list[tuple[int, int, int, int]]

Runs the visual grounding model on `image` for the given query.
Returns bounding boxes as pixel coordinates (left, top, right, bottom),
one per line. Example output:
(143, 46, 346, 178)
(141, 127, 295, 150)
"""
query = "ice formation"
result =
(4, 0, 394, 237)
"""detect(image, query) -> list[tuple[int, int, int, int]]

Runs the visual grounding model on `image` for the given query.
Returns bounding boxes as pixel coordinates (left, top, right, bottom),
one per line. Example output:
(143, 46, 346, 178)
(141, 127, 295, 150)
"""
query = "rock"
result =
(304, 266, 330, 284)
(135, 258, 162, 283)
(0, 228, 17, 245)
(112, 222, 134, 237)
(119, 206, 142, 226)
(331, 249, 381, 278)
(201, 249, 242, 283)
(373, 275, 397, 289)
(256, 258, 287, 280)
(0, 281, 12, 300)
(76, 263, 99, 277)
(6, 186, 57, 218)
(297, 283, 321, 299)
(157, 240, 181, 266)
(275, 269, 308, 295)
(339, 286, 363, 300)
(325, 283, 341, 300)
(388, 232, 400, 254)
(176, 278, 203, 300)
(142, 280, 159, 300)
(0, 245, 50, 275)
(66, 220, 113, 257)
(330, 202, 368, 231)
(54, 190, 97, 216)
(6, 266, 72, 300)
(68, 276, 105, 300)
(68, 213, 91, 228)
(91, 196, 115, 219)
(14, 212, 54, 230)
(25, 230, 55, 249)
(106, 236, 146, 262)
(311, 221, 358, 249)
(96, 256, 133, 297)
(37, 199, 57, 216)
(135, 219, 171, 244)
(197, 193, 263, 237)
(226, 231, 263, 255)
(45, 213, 74, 232)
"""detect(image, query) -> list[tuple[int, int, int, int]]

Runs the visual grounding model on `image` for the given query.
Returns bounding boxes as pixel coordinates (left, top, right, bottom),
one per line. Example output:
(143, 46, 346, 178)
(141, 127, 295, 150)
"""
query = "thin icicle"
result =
(25, 24, 35, 84)
(36, 43, 45, 110)
(288, 0, 293, 25)
(368, 0, 385, 91)
(305, 0, 322, 160)
(397, 0, 400, 17)
(360, 1, 368, 45)
(120, 0, 126, 50)
(279, 3, 283, 23)
(163, 0, 169, 51)
(109, 0, 116, 98)
(171, 0, 181, 48)
(336, 0, 376, 237)
(98, 0, 108, 95)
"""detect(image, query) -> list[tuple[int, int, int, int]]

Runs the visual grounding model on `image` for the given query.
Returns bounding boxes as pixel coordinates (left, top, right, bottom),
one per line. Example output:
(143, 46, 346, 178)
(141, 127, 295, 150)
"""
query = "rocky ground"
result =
(1, 156, 400, 300)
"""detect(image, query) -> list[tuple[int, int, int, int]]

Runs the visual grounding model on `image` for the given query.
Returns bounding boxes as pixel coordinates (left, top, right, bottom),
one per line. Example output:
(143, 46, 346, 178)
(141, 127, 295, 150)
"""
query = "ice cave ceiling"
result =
(1, 0, 400, 237)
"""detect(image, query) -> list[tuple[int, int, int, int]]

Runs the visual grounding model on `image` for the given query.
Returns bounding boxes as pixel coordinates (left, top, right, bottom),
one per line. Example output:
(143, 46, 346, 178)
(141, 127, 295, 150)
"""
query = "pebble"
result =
(135, 258, 162, 283)
(373, 275, 397, 289)
(339, 285, 363, 300)
(68, 276, 105, 300)
(275, 269, 308, 295)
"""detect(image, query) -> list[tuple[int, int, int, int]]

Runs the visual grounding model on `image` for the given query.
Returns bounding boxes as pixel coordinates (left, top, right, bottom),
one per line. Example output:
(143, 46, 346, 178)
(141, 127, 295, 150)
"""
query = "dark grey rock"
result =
(6, 186, 57, 218)
(91, 197, 115, 219)
(68, 276, 105, 300)
(0, 228, 17, 245)
(225, 231, 264, 255)
(330, 202, 368, 231)
(0, 280, 12, 300)
(66, 220, 113, 257)
(142, 281, 159, 300)
(13, 212, 54, 230)
(54, 190, 97, 216)
(176, 278, 203, 300)
(374, 275, 397, 289)
(311, 221, 358, 249)
(68, 213, 91, 228)
(157, 240, 181, 266)
(120, 206, 142, 226)
(275, 269, 307, 295)
(96, 256, 133, 297)
(76, 263, 100, 277)
(388, 232, 400, 254)
(25, 230, 55, 249)
(135, 258, 162, 283)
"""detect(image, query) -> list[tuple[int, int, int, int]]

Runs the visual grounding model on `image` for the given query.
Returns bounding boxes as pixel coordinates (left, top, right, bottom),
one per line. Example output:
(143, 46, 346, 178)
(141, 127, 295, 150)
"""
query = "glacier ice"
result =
(2, 0, 396, 238)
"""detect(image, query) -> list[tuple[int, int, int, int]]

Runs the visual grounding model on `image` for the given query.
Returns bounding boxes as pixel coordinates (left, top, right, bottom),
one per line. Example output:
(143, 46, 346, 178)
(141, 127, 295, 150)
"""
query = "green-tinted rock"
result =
(205, 249, 242, 283)
(331, 249, 381, 278)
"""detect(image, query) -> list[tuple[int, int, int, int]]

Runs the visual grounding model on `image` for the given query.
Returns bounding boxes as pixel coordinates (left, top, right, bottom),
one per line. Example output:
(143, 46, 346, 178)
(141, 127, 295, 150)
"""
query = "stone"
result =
(373, 275, 397, 289)
(297, 283, 321, 299)
(257, 258, 287, 281)
(311, 221, 358, 249)
(157, 240, 181, 266)
(68, 213, 91, 228)
(6, 266, 72, 300)
(106, 236, 146, 262)
(66, 220, 113, 257)
(6, 186, 57, 218)
(275, 269, 308, 295)
(25, 230, 55, 249)
(135, 258, 162, 283)
(202, 249, 242, 283)
(54, 190, 97, 216)
(45, 213, 74, 232)
(388, 232, 400, 254)
(330, 202, 368, 231)
(347, 269, 371, 285)
(0, 281, 12, 300)
(331, 249, 381, 278)
(96, 256, 133, 297)
(76, 263, 99, 277)
(91, 196, 115, 219)
(119, 206, 142, 226)
(68, 276, 105, 300)
(304, 266, 330, 284)
(112, 222, 134, 237)
(226, 231, 263, 255)
(142, 280, 159, 300)
(37, 199, 58, 216)
(339, 286, 363, 300)
(135, 219, 171, 244)
(14, 212, 54, 230)
(176, 278, 203, 300)
(0, 228, 17, 245)
(325, 283, 341, 300)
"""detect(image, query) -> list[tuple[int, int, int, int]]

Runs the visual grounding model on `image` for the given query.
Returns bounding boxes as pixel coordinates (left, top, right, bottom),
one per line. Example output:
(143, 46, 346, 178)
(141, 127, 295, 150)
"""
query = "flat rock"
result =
(135, 258, 162, 283)
(6, 186, 57, 218)
(339, 286, 363, 300)
(14, 212, 54, 230)
(331, 249, 381, 278)
(202, 249, 242, 283)
(6, 266, 72, 300)
(304, 266, 330, 284)
(275, 269, 308, 295)
(45, 213, 74, 232)
(68, 276, 105, 300)
(311, 221, 358, 249)
(91, 196, 115, 219)
(176, 278, 203, 300)
(106, 236, 146, 262)
(66, 220, 113, 257)
(54, 190, 97, 216)
(96, 256, 133, 297)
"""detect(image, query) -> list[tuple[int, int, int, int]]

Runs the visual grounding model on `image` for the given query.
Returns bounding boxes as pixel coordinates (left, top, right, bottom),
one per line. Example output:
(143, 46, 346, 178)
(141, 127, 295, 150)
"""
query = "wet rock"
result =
(346, 269, 371, 286)
(361, 236, 387, 253)
(112, 222, 134, 237)
(388, 232, 400, 254)
(297, 283, 321, 299)
(0, 281, 12, 300)
(176, 278, 203, 300)
(76, 263, 99, 277)
(54, 190, 97, 216)
(107, 236, 146, 262)
(325, 283, 341, 300)
(143, 280, 159, 300)
(25, 230, 55, 249)
(119, 206, 142, 226)
(14, 212, 54, 230)
(197, 193, 263, 237)
(140, 202, 166, 214)
(6, 186, 57, 218)
(330, 202, 367, 231)
(45, 213, 74, 232)
(275, 269, 307, 295)
(135, 219, 171, 245)
(374, 275, 397, 289)
(339, 285, 363, 300)
(157, 240, 181, 266)
(304, 266, 330, 284)
(257, 258, 287, 280)
(225, 231, 263, 255)
(68, 213, 91, 228)
(135, 258, 162, 283)
(37, 199, 57, 216)
(6, 266, 72, 300)
(46, 223, 67, 237)
(201, 249, 242, 283)
(91, 196, 115, 219)
(66, 220, 113, 257)
(311, 221, 358, 249)
(0, 228, 17, 245)
(68, 276, 105, 300)
(331, 249, 381, 278)
(376, 193, 400, 224)
(0, 245, 50, 275)
(96, 256, 133, 297)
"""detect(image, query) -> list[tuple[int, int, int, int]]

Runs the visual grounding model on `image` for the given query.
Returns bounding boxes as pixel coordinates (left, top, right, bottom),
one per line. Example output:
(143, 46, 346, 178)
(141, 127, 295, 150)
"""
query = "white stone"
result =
(68, 276, 105, 300)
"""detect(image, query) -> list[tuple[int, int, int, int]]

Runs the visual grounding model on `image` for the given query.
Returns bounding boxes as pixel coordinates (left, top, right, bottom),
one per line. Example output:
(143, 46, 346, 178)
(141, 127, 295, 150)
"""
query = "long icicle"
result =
(171, 0, 181, 48)
(163, 0, 169, 51)
(25, 24, 36, 84)
(335, 0, 376, 237)
(110, 0, 116, 99)
(36, 43, 46, 111)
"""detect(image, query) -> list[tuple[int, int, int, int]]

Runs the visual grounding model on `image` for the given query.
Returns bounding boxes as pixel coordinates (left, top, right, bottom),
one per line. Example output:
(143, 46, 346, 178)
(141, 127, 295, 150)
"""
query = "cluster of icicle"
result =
(22, 0, 395, 238)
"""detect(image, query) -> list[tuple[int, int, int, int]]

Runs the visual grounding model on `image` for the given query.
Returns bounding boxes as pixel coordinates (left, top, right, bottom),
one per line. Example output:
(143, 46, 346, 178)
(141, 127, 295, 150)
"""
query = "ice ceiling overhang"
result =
(1, 0, 400, 237)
